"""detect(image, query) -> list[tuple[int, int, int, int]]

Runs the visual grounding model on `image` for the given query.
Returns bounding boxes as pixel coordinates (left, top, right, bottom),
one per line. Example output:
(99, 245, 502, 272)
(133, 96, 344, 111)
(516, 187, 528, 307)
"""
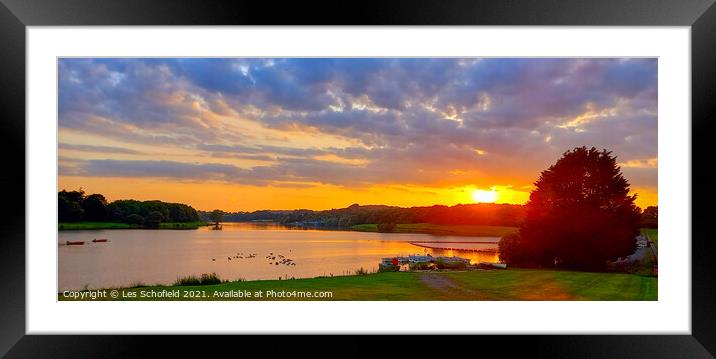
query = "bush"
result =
(354, 267, 370, 275)
(173, 275, 201, 286)
(377, 221, 396, 232)
(499, 232, 533, 267)
(173, 273, 222, 286)
(409, 261, 435, 271)
(435, 260, 467, 270)
(199, 272, 222, 285)
(378, 263, 398, 272)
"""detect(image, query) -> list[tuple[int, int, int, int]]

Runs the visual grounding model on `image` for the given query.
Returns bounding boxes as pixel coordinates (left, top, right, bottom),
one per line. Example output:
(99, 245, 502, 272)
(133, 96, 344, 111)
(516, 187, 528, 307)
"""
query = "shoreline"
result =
(58, 221, 518, 237)
(59, 221, 210, 230)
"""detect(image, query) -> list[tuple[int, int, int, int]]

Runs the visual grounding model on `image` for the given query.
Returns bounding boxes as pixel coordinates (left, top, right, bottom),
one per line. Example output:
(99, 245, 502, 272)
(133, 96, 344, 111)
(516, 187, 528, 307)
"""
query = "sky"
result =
(58, 58, 658, 211)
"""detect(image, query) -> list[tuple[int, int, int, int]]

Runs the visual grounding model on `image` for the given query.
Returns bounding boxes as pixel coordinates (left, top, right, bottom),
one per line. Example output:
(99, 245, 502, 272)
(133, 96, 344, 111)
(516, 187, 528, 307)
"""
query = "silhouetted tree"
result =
(500, 147, 641, 270)
(640, 206, 658, 228)
(126, 213, 145, 226)
(81, 193, 108, 221)
(58, 189, 85, 222)
(58, 196, 84, 222)
(145, 211, 164, 228)
(209, 209, 224, 226)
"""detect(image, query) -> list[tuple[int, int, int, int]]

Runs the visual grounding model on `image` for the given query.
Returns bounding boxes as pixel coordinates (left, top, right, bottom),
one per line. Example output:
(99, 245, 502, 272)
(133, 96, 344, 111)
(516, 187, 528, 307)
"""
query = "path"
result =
(418, 272, 485, 299)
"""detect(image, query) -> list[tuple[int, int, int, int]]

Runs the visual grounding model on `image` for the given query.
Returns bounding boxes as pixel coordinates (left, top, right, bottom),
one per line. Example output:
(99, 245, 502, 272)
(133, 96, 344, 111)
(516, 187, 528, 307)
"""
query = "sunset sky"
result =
(58, 58, 658, 211)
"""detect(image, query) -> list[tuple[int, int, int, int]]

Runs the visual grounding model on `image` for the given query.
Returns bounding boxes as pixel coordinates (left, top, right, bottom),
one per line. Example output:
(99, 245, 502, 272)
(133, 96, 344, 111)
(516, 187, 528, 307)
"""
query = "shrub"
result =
(199, 272, 222, 285)
(409, 261, 435, 271)
(499, 232, 533, 267)
(378, 263, 397, 272)
(174, 273, 222, 286)
(377, 221, 397, 232)
(354, 267, 370, 275)
(435, 260, 467, 270)
(173, 275, 201, 286)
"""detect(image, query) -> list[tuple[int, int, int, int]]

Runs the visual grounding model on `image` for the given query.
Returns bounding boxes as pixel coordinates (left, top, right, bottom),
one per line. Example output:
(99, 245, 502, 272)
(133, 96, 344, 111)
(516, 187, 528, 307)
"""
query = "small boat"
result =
(66, 241, 85, 245)
(92, 238, 109, 243)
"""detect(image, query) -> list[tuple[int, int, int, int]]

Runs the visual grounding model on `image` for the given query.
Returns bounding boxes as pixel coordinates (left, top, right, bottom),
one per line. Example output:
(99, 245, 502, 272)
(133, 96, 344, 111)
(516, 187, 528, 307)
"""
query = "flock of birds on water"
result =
(211, 251, 296, 267)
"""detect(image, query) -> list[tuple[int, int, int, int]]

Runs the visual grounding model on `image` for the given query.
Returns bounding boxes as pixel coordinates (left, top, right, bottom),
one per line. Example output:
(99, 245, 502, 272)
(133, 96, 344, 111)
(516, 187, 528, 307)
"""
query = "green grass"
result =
(59, 221, 209, 230)
(59, 268, 656, 301)
(350, 223, 518, 237)
(59, 222, 137, 230)
(443, 269, 656, 300)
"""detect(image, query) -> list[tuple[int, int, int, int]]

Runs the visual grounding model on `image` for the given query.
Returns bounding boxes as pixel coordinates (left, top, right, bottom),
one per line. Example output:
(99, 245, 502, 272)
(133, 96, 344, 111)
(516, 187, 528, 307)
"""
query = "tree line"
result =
(59, 189, 200, 228)
(201, 202, 528, 228)
(200, 197, 656, 232)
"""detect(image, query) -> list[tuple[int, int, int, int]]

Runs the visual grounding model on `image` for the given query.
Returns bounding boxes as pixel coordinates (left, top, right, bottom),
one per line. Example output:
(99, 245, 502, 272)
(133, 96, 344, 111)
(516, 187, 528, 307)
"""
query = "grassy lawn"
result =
(59, 221, 209, 230)
(350, 223, 518, 237)
(59, 222, 137, 230)
(59, 268, 656, 301)
(444, 269, 657, 300)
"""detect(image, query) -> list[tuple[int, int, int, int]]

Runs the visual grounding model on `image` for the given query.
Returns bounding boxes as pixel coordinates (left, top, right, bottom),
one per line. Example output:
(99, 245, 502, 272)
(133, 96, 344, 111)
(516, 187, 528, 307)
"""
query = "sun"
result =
(471, 188, 498, 203)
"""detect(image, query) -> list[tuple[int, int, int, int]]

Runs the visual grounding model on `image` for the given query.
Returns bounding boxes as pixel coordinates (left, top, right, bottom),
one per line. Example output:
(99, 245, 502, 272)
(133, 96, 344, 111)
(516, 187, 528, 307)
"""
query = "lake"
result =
(58, 222, 500, 291)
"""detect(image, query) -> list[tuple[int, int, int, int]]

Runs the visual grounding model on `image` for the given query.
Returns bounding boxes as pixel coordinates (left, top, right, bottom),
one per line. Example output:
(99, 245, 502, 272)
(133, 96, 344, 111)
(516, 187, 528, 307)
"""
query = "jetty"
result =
(409, 241, 499, 252)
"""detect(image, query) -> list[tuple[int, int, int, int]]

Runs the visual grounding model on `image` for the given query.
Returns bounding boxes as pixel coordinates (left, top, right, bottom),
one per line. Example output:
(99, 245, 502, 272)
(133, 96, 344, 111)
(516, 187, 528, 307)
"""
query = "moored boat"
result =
(66, 241, 85, 245)
(92, 238, 109, 243)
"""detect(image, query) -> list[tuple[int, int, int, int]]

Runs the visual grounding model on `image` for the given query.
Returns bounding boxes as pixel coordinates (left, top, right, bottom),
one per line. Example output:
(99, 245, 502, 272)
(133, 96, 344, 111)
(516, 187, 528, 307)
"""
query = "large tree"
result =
(500, 147, 641, 270)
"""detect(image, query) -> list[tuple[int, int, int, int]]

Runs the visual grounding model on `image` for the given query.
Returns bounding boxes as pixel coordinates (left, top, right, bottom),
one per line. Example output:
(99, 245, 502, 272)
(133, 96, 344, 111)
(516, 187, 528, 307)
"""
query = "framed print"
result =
(2, 0, 716, 357)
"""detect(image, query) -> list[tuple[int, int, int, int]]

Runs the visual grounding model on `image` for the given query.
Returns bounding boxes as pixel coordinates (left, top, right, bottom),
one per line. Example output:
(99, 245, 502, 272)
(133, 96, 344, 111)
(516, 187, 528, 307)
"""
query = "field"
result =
(59, 268, 656, 301)
(59, 221, 209, 230)
(350, 223, 518, 237)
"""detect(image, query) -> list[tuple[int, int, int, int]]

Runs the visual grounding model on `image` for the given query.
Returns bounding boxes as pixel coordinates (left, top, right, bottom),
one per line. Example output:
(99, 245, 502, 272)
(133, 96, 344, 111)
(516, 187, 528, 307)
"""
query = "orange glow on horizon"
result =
(57, 177, 657, 212)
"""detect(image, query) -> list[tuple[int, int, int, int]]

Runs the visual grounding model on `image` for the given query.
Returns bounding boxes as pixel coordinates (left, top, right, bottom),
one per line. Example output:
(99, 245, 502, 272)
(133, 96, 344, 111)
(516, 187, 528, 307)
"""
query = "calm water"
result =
(58, 222, 500, 291)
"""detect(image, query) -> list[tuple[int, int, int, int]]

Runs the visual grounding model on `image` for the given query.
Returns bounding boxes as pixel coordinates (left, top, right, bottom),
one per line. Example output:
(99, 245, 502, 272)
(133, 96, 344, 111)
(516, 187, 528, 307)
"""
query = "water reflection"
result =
(59, 222, 500, 291)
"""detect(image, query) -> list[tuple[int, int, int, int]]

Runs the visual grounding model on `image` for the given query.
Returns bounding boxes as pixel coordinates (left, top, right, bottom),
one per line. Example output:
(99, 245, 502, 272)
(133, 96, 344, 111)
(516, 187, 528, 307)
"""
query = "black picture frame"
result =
(1, 0, 714, 357)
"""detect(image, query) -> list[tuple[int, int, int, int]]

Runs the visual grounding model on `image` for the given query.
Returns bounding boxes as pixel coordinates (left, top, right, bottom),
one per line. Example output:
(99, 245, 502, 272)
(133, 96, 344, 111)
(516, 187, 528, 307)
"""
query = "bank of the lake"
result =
(59, 221, 210, 230)
(350, 223, 518, 237)
(58, 221, 515, 237)
(59, 268, 657, 301)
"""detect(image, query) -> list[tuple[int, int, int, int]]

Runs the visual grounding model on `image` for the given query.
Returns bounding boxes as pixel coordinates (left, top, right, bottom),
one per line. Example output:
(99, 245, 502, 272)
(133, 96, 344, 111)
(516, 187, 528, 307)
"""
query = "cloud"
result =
(59, 143, 145, 155)
(58, 58, 658, 191)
